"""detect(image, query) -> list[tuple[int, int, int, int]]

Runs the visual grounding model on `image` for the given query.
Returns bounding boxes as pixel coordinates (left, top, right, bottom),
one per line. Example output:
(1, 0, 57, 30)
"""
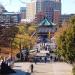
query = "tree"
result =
(55, 16, 75, 63)
(14, 23, 37, 61)
(13, 23, 37, 50)
(0, 23, 37, 57)
(0, 26, 18, 47)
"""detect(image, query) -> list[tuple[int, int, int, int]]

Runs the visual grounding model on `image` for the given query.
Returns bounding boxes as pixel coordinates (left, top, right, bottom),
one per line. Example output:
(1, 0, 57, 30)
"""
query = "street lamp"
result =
(19, 38, 22, 61)
(10, 38, 14, 61)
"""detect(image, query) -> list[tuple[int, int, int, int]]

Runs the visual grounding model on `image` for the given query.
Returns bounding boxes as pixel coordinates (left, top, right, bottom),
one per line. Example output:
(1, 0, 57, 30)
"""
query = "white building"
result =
(26, 1, 36, 20)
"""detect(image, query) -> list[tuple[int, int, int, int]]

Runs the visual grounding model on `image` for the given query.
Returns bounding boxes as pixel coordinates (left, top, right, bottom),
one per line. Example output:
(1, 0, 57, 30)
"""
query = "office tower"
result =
(26, 1, 36, 20)
(53, 0, 61, 24)
(26, 0, 61, 24)
(20, 7, 26, 19)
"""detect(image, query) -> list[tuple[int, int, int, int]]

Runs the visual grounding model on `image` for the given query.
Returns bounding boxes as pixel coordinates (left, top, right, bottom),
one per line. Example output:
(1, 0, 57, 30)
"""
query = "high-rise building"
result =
(53, 0, 61, 24)
(20, 7, 26, 19)
(26, 1, 36, 21)
(26, 0, 61, 24)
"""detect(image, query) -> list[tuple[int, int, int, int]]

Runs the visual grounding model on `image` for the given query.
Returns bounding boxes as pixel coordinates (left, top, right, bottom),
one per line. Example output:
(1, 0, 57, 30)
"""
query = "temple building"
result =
(37, 18, 57, 43)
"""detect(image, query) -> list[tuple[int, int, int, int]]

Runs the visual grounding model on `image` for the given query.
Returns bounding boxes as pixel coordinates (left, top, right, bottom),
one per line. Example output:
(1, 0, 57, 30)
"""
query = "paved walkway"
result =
(9, 62, 31, 75)
(8, 62, 73, 75)
(32, 62, 73, 75)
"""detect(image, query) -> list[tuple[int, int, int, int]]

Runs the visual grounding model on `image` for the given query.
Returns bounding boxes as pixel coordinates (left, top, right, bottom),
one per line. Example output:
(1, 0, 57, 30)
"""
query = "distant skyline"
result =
(0, 0, 75, 14)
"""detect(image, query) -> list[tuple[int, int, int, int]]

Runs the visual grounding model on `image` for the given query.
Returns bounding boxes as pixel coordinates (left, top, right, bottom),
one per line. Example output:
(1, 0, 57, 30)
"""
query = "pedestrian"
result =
(45, 57, 47, 63)
(34, 57, 37, 64)
(30, 64, 34, 73)
(36, 48, 39, 53)
(40, 57, 41, 62)
(50, 56, 52, 61)
(54, 57, 57, 62)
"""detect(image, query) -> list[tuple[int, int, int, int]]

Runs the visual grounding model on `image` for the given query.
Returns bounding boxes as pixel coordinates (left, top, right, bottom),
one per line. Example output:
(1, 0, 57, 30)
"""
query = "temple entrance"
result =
(37, 18, 56, 43)
(38, 33, 49, 43)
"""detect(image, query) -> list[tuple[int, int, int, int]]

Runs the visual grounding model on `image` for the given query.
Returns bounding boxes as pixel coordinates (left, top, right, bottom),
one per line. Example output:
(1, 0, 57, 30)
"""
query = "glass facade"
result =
(35, 0, 61, 24)
(0, 12, 21, 26)
(36, 1, 42, 13)
(20, 7, 26, 12)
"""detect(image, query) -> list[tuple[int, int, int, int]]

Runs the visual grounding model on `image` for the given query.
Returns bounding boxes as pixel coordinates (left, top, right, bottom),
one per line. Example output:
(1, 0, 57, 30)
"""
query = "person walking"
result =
(30, 64, 34, 73)
(34, 57, 37, 64)
(45, 57, 47, 63)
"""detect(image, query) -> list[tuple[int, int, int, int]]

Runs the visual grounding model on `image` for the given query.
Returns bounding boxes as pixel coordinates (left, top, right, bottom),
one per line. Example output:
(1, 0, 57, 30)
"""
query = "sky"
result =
(0, 0, 75, 14)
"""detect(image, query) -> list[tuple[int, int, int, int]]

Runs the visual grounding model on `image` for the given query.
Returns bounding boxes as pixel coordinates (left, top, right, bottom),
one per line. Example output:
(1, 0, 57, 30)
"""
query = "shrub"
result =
(72, 66, 75, 75)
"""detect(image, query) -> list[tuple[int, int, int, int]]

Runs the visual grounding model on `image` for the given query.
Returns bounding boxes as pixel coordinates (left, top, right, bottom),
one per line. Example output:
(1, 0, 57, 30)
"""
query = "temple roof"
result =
(38, 18, 56, 27)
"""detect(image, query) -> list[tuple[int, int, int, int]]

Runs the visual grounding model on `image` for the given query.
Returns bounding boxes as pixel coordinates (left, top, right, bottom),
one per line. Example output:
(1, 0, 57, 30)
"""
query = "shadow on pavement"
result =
(0, 69, 31, 75)
(9, 69, 31, 75)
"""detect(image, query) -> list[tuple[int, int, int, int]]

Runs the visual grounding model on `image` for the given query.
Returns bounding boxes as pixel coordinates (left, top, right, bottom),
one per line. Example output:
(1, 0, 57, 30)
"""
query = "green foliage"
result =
(17, 25, 26, 34)
(73, 66, 75, 75)
(0, 23, 37, 53)
(55, 16, 75, 63)
(13, 23, 37, 50)
(0, 26, 18, 47)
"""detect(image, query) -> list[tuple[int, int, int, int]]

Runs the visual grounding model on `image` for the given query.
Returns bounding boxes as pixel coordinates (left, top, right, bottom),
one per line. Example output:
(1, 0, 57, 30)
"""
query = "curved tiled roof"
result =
(38, 18, 56, 26)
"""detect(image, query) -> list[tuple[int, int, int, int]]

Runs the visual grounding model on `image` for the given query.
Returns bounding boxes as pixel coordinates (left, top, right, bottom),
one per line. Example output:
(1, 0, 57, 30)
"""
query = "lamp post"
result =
(19, 38, 22, 61)
(10, 32, 15, 61)
(10, 38, 14, 61)
(10, 40, 12, 61)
